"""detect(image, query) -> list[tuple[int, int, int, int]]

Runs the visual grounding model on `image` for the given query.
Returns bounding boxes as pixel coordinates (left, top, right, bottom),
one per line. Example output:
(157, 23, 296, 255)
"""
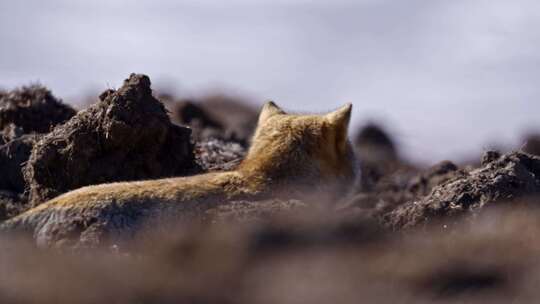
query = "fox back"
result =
(1, 101, 358, 247)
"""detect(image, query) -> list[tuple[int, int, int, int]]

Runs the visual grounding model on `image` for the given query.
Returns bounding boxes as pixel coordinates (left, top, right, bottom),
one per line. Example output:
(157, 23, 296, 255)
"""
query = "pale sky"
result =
(1, 0, 540, 163)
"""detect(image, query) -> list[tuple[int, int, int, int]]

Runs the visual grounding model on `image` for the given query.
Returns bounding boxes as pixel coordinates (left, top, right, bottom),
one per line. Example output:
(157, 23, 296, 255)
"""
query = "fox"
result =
(1, 101, 358, 247)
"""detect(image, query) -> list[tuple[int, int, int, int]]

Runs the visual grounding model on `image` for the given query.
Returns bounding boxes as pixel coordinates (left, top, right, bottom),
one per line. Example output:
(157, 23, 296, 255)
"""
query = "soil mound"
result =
(0, 84, 76, 134)
(407, 160, 466, 197)
(354, 123, 414, 191)
(345, 160, 463, 218)
(0, 191, 27, 222)
(23, 74, 200, 206)
(524, 133, 540, 156)
(355, 123, 397, 160)
(385, 151, 540, 229)
(195, 138, 246, 171)
(0, 134, 40, 194)
(170, 95, 258, 146)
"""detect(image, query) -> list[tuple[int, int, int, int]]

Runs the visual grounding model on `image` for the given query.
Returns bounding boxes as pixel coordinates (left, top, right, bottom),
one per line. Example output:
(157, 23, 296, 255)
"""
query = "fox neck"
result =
(236, 152, 319, 197)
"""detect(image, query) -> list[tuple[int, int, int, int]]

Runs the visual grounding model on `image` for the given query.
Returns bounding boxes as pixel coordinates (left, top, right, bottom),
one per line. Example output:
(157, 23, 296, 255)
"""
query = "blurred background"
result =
(1, 0, 540, 163)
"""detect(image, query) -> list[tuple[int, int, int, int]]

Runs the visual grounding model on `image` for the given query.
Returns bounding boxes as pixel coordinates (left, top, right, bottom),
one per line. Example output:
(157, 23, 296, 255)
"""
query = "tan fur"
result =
(2, 102, 357, 244)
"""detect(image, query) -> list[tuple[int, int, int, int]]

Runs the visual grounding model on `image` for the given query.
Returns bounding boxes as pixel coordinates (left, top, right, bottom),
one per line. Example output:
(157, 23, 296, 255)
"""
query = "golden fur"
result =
(1, 101, 357, 245)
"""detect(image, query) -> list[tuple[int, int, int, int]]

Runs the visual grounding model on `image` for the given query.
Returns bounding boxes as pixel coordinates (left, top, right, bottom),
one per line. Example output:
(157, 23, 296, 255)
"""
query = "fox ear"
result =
(258, 101, 286, 124)
(325, 103, 352, 151)
(326, 103, 352, 130)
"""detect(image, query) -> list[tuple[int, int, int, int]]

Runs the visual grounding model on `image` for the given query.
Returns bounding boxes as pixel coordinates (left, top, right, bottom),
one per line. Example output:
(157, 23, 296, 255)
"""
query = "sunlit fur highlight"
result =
(1, 101, 358, 245)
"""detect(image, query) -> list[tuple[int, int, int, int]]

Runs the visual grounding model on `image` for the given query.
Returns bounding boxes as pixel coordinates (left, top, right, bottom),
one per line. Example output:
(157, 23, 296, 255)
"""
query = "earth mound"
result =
(0, 134, 40, 194)
(170, 95, 258, 146)
(0, 191, 26, 222)
(385, 151, 540, 229)
(23, 74, 200, 206)
(354, 123, 416, 191)
(195, 138, 246, 171)
(524, 133, 540, 156)
(0, 84, 76, 134)
(345, 160, 463, 218)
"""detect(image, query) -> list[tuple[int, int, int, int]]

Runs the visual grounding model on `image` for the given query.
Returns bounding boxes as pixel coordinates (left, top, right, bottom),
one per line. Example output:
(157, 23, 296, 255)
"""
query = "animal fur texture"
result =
(1, 101, 358, 247)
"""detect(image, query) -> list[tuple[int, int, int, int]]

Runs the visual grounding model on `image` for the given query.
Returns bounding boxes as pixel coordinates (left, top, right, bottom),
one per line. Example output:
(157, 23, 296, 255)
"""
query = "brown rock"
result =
(385, 151, 540, 229)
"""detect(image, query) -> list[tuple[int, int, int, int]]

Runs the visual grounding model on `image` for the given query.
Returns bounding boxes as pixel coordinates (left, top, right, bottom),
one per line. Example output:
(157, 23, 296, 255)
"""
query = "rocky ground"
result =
(0, 74, 540, 303)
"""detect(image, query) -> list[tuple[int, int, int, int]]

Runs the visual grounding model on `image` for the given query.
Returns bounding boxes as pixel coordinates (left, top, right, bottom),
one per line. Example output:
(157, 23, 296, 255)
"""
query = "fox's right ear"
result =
(258, 101, 286, 124)
(325, 103, 352, 153)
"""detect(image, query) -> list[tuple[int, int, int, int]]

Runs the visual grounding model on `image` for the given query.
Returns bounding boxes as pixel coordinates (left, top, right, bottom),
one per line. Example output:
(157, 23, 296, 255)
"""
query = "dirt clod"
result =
(0, 84, 76, 134)
(170, 95, 258, 146)
(407, 160, 464, 197)
(0, 191, 27, 222)
(345, 160, 463, 219)
(23, 74, 200, 206)
(195, 138, 246, 171)
(385, 151, 540, 229)
(0, 134, 40, 193)
(523, 133, 540, 156)
(354, 123, 412, 191)
(481, 150, 502, 166)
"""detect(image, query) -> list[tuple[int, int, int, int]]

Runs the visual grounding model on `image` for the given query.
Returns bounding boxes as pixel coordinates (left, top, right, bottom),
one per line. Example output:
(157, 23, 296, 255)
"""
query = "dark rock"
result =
(354, 123, 410, 191)
(344, 161, 463, 219)
(355, 122, 398, 163)
(407, 160, 464, 197)
(195, 139, 246, 171)
(524, 134, 540, 156)
(481, 150, 502, 166)
(0, 134, 40, 193)
(0, 190, 27, 222)
(1, 123, 24, 142)
(385, 151, 540, 229)
(23, 74, 200, 206)
(169, 95, 258, 146)
(0, 84, 76, 134)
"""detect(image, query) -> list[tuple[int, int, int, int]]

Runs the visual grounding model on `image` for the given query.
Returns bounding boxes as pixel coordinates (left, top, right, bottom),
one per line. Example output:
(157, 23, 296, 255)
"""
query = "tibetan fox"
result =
(1, 101, 358, 246)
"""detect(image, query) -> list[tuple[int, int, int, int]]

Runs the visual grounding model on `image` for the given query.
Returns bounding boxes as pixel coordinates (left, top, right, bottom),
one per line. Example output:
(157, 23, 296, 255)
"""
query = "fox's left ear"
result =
(325, 103, 352, 151)
(258, 101, 286, 125)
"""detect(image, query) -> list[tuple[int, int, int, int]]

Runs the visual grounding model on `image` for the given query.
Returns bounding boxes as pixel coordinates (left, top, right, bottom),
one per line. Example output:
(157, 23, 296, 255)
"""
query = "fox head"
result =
(239, 101, 358, 197)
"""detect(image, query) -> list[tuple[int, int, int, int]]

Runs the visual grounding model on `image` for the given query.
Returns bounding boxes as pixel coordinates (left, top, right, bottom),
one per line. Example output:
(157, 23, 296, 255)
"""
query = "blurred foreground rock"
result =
(2, 205, 540, 303)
